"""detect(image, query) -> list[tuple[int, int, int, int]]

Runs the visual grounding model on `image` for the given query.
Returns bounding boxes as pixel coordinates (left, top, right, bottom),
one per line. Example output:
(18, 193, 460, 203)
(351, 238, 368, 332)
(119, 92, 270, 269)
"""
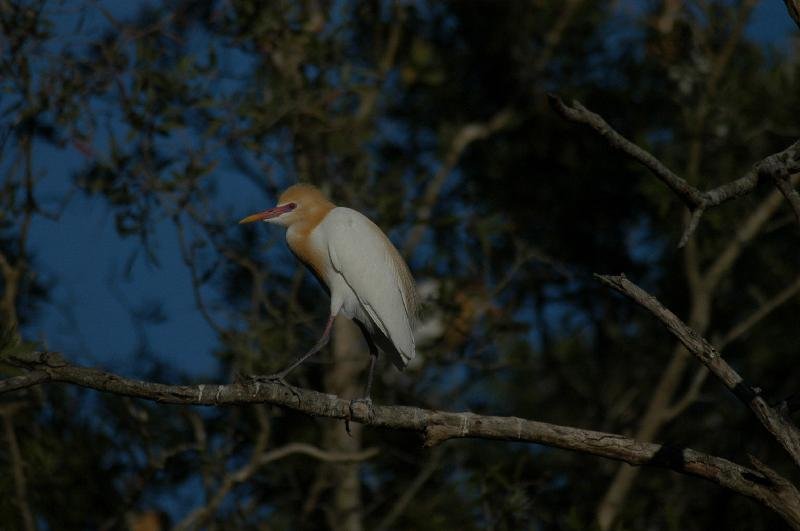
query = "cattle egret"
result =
(239, 184, 417, 398)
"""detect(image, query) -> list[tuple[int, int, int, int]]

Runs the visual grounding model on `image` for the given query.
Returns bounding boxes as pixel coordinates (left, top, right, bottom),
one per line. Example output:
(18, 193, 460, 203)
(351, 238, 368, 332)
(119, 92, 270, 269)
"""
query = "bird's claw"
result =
(346, 397, 374, 436)
(348, 397, 374, 423)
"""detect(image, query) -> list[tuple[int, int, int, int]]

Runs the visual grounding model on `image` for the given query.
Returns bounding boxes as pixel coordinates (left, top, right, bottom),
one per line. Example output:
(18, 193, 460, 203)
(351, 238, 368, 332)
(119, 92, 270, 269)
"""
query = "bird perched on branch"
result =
(239, 184, 417, 399)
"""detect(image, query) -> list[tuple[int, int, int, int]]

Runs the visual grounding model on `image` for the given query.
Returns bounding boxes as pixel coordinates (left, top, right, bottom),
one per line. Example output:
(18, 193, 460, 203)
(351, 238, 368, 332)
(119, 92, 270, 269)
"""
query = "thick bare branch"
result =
(2, 351, 800, 527)
(597, 171, 798, 529)
(596, 274, 800, 469)
(664, 274, 800, 420)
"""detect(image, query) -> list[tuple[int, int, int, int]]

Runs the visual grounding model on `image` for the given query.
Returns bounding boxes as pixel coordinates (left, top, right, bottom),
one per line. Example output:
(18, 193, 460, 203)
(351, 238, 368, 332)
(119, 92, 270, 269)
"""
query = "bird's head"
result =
(239, 183, 334, 228)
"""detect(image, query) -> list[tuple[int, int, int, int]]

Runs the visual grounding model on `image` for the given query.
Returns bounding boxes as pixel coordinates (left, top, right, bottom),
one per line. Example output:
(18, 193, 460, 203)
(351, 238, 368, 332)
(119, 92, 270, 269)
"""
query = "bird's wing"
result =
(322, 207, 417, 368)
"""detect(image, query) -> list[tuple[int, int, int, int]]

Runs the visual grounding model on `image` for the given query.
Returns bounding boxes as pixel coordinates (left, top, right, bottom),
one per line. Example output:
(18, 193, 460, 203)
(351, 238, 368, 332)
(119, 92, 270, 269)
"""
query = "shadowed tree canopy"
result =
(1, 1, 800, 530)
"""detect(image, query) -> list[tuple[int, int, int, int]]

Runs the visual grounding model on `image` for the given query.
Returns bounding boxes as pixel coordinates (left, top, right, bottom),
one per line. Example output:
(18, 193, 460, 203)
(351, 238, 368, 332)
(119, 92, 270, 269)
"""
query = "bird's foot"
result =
(246, 372, 301, 400)
(347, 397, 374, 433)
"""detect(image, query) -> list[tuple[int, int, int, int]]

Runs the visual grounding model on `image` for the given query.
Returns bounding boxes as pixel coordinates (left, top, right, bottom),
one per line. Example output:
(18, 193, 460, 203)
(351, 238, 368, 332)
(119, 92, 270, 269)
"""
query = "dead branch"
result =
(596, 274, 800, 470)
(664, 274, 800, 420)
(548, 94, 800, 245)
(2, 351, 800, 527)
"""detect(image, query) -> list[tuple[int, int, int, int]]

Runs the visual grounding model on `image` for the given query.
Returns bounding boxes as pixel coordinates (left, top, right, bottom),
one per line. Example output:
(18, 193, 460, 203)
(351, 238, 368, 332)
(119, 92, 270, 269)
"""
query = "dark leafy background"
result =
(0, 1, 798, 529)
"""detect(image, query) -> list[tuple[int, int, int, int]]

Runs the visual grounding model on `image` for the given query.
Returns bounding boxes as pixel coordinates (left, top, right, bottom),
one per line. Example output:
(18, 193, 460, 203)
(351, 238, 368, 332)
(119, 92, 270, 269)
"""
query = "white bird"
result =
(239, 183, 417, 398)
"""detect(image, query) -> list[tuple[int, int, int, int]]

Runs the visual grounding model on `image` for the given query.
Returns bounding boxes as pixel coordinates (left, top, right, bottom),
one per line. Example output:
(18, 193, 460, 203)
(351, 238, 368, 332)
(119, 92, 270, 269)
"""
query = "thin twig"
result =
(403, 108, 515, 256)
(772, 174, 800, 226)
(664, 275, 800, 420)
(719, 276, 800, 349)
(547, 94, 703, 206)
(703, 176, 799, 292)
(375, 448, 443, 531)
(548, 94, 800, 243)
(173, 442, 378, 530)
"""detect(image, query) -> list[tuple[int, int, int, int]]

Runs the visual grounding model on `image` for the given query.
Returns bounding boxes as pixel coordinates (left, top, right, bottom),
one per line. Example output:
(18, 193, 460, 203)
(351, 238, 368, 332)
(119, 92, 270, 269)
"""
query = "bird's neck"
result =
(288, 202, 334, 236)
(285, 203, 335, 281)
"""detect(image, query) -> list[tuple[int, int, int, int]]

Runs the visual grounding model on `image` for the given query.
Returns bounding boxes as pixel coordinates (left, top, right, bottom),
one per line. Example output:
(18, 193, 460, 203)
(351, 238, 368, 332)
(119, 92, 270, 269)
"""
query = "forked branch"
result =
(548, 94, 800, 245)
(596, 274, 800, 471)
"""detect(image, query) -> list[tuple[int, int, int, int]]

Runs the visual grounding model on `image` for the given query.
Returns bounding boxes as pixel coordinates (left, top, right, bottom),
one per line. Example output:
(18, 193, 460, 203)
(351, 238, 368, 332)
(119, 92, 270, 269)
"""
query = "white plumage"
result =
(239, 183, 417, 396)
(317, 207, 416, 369)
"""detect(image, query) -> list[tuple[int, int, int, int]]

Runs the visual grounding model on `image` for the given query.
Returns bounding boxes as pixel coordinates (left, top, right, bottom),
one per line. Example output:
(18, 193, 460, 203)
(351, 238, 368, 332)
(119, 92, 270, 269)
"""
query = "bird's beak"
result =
(239, 204, 294, 224)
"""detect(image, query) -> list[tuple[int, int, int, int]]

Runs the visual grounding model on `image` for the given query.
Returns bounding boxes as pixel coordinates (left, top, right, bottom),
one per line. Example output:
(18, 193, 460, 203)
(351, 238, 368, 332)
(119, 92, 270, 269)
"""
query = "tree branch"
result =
(2, 351, 800, 527)
(719, 275, 800, 350)
(784, 0, 800, 30)
(376, 448, 443, 531)
(596, 274, 800, 470)
(663, 274, 800, 421)
(548, 94, 800, 244)
(174, 441, 378, 531)
(403, 108, 515, 256)
(547, 94, 704, 206)
(0, 370, 49, 393)
(703, 176, 798, 293)
(772, 173, 800, 226)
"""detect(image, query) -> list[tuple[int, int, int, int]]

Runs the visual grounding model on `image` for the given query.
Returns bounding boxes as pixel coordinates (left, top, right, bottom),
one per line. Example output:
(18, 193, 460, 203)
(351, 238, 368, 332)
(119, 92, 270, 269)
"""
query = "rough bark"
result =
(3, 350, 800, 528)
(597, 275, 800, 468)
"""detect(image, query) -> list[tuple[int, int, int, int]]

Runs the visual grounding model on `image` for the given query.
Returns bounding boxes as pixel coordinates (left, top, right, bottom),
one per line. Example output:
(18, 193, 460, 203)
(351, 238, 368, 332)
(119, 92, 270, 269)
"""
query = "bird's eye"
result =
(287, 202, 297, 210)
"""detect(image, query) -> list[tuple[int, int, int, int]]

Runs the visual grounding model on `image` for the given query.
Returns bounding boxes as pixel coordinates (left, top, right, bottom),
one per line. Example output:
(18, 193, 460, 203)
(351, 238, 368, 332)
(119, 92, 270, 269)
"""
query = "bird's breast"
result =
(286, 223, 330, 286)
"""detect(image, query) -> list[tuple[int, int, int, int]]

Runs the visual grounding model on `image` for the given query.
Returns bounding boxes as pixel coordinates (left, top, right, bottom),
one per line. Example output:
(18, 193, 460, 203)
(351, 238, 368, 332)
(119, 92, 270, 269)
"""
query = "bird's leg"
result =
(254, 314, 335, 390)
(349, 325, 378, 426)
(363, 348, 378, 401)
(278, 314, 335, 376)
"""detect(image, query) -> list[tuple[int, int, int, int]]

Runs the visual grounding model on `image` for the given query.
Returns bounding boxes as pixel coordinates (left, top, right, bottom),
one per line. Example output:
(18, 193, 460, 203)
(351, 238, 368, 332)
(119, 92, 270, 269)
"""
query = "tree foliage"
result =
(1, 0, 799, 529)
